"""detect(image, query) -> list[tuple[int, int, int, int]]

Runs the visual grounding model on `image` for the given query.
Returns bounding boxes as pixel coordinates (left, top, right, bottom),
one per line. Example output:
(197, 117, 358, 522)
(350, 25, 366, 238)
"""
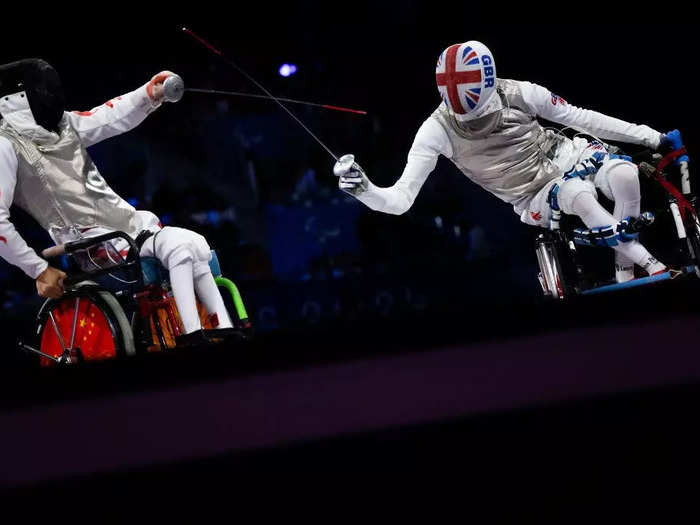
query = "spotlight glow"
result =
(278, 63, 298, 77)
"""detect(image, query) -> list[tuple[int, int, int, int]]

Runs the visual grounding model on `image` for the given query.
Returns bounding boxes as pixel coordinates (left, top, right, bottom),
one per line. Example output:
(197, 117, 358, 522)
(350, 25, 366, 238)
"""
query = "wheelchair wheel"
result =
(535, 233, 569, 299)
(36, 285, 135, 366)
(685, 216, 700, 278)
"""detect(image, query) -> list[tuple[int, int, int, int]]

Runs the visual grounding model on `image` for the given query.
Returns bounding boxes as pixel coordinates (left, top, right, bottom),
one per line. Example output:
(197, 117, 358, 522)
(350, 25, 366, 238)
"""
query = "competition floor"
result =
(2, 276, 700, 486)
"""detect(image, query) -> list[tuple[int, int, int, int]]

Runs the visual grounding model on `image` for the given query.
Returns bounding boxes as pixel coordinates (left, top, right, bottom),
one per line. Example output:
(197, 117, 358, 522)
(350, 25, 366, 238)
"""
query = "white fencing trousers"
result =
(139, 226, 233, 334)
(521, 144, 665, 279)
(559, 180, 664, 274)
(169, 260, 201, 333)
(194, 271, 233, 329)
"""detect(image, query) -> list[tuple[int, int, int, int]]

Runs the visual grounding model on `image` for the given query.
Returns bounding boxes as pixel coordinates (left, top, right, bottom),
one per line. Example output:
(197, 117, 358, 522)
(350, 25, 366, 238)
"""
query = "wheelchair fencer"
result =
(535, 133, 698, 299)
(20, 230, 251, 366)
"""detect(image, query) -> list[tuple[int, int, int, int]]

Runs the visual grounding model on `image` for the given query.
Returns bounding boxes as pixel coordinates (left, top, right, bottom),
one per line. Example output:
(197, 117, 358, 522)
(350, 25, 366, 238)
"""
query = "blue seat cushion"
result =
(140, 250, 222, 286)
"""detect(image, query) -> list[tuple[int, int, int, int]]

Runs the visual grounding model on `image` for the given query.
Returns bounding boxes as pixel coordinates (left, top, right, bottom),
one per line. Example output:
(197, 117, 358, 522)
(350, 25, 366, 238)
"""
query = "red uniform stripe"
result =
(444, 44, 462, 114)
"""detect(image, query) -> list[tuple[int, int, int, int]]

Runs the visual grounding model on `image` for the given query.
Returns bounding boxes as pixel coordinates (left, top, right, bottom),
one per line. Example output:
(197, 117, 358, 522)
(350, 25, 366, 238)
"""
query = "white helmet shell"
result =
(435, 41, 498, 121)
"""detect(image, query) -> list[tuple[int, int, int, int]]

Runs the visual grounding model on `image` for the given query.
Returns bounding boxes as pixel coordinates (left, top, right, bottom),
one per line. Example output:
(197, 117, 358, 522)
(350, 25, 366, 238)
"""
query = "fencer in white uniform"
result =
(0, 59, 232, 335)
(334, 41, 679, 283)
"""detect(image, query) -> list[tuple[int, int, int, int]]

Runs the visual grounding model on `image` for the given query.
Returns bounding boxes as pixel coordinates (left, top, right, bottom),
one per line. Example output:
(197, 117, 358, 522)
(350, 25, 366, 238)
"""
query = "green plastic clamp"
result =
(215, 276, 249, 324)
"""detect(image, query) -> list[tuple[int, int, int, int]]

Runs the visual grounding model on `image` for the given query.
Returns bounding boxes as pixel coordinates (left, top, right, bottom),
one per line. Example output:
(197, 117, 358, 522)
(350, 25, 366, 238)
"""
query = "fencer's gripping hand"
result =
(36, 266, 67, 299)
(333, 154, 369, 197)
(660, 129, 690, 164)
(146, 71, 177, 104)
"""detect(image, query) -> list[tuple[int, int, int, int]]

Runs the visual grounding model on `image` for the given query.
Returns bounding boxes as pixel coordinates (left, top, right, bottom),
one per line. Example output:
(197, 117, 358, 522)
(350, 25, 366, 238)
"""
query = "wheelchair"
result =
(20, 231, 252, 366)
(535, 142, 698, 299)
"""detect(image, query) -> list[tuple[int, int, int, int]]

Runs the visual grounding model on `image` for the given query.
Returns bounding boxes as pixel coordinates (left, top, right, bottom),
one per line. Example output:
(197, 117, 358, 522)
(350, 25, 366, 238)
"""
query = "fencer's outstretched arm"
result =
(65, 72, 174, 148)
(0, 138, 49, 279)
(518, 81, 663, 148)
(337, 118, 452, 215)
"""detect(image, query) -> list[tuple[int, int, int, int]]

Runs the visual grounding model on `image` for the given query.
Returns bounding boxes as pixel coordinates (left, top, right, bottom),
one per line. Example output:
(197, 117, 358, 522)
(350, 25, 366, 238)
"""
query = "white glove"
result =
(333, 154, 369, 197)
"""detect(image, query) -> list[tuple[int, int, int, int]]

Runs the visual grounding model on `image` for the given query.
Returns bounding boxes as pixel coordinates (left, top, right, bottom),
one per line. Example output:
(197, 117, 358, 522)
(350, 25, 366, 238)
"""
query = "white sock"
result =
(640, 256, 666, 275)
(194, 270, 234, 329)
(169, 260, 202, 334)
(612, 201, 638, 282)
(615, 255, 635, 283)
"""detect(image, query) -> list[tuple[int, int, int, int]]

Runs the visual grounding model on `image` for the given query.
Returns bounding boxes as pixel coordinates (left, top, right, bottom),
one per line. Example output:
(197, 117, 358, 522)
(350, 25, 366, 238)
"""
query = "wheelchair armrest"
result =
(41, 244, 66, 259)
(42, 231, 139, 260)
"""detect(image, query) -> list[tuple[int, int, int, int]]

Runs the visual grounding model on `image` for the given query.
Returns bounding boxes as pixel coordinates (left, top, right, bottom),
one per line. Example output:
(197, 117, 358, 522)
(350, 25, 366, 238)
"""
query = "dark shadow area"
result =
(10, 380, 700, 510)
(0, 6, 699, 497)
(2, 275, 700, 412)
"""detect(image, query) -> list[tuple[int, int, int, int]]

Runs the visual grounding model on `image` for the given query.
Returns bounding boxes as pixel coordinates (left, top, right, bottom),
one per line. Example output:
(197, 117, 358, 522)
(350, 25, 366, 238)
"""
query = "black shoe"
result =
(175, 329, 210, 348)
(202, 327, 251, 342)
(175, 328, 250, 348)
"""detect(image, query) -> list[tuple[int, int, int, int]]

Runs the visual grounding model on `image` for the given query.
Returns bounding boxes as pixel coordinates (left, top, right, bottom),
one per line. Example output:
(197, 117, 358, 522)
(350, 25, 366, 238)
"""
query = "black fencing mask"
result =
(0, 59, 65, 132)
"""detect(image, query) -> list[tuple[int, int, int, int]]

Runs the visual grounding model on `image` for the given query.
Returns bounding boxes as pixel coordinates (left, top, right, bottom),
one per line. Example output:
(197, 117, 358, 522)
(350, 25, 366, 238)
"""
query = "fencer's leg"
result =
(142, 226, 234, 333)
(169, 260, 203, 334)
(607, 162, 641, 220)
(600, 162, 642, 282)
(614, 255, 636, 282)
(193, 263, 234, 329)
(140, 227, 205, 335)
(611, 164, 640, 282)
(559, 178, 665, 275)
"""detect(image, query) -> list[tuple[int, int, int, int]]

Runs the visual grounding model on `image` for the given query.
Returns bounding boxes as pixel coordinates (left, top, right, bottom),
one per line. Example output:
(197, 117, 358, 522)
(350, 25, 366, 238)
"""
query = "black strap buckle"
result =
(134, 230, 155, 252)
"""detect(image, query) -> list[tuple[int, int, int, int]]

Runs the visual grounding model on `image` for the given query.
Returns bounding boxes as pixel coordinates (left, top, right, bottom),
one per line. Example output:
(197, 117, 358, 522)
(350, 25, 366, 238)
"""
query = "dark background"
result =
(1, 3, 700, 497)
(1, 7, 697, 340)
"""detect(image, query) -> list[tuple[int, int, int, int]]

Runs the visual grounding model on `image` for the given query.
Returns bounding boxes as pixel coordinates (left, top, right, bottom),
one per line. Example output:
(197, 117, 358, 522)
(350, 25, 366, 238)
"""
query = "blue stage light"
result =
(278, 63, 298, 77)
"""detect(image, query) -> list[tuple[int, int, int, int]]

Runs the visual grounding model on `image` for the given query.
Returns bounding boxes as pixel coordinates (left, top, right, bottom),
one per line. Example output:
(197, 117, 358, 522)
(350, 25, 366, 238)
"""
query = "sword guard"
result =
(333, 154, 356, 177)
(163, 74, 185, 103)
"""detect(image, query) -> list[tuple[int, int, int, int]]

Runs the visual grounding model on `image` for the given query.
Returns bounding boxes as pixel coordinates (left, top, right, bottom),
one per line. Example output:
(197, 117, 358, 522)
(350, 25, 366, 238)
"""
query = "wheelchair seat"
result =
(140, 250, 223, 286)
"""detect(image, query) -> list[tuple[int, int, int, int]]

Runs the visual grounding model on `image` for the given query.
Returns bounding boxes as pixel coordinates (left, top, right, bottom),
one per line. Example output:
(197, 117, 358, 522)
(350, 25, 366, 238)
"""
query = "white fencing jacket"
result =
(355, 79, 662, 216)
(0, 85, 160, 278)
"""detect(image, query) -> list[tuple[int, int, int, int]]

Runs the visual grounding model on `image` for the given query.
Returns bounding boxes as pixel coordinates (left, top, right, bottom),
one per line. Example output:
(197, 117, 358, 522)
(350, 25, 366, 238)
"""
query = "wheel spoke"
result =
(69, 297, 80, 350)
(41, 294, 120, 363)
(49, 311, 67, 353)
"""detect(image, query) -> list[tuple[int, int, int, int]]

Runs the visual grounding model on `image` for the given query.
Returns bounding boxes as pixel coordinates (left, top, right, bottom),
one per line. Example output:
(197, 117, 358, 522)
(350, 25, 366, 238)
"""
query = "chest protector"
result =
(0, 117, 139, 242)
(432, 78, 565, 211)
